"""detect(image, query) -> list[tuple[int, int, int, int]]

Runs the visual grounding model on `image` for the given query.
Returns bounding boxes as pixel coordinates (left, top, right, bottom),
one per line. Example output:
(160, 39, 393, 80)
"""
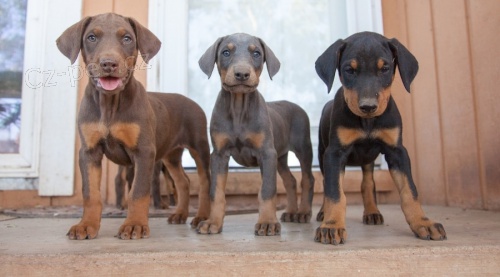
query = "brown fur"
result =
(57, 13, 211, 240)
(80, 122, 108, 149)
(245, 132, 265, 148)
(255, 195, 280, 236)
(109, 123, 141, 149)
(389, 170, 444, 239)
(350, 59, 358, 69)
(372, 86, 392, 117)
(377, 58, 384, 69)
(337, 127, 366, 146)
(371, 127, 400, 147)
(314, 190, 347, 245)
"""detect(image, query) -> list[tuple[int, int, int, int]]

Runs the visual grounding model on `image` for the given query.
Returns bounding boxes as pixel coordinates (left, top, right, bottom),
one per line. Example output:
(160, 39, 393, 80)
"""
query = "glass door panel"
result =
(0, 0, 27, 154)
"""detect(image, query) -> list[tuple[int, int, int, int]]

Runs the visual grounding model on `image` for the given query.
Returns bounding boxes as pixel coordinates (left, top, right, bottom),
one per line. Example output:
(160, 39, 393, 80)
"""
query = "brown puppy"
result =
(314, 31, 446, 244)
(197, 33, 315, 236)
(57, 13, 210, 240)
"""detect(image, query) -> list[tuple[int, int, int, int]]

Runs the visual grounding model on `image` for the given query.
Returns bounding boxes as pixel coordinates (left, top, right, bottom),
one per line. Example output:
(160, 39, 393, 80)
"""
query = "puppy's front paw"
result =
(254, 222, 281, 236)
(197, 220, 222, 234)
(314, 226, 346, 245)
(280, 212, 312, 223)
(116, 223, 150, 240)
(363, 212, 384, 225)
(190, 216, 208, 228)
(280, 212, 295, 222)
(410, 221, 446, 241)
(168, 213, 187, 224)
(67, 221, 100, 240)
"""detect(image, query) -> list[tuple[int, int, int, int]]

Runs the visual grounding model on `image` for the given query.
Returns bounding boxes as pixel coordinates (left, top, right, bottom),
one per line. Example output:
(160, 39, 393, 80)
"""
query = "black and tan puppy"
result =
(314, 32, 446, 244)
(197, 33, 315, 236)
(57, 13, 210, 240)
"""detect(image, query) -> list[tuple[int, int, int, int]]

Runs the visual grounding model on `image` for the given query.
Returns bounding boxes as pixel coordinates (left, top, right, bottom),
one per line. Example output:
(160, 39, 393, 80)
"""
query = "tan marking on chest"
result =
(110, 123, 141, 149)
(370, 127, 400, 147)
(245, 132, 265, 149)
(337, 127, 366, 146)
(212, 132, 231, 151)
(80, 122, 108, 149)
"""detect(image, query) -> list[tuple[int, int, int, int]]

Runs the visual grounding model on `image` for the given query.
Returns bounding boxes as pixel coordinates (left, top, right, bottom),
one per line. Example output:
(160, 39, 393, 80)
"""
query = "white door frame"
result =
(0, 0, 81, 195)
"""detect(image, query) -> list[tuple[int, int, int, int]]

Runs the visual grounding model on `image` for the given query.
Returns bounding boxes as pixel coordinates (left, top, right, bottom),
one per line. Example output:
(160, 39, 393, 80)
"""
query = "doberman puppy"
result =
(56, 13, 211, 239)
(314, 32, 446, 244)
(115, 162, 177, 210)
(197, 33, 315, 236)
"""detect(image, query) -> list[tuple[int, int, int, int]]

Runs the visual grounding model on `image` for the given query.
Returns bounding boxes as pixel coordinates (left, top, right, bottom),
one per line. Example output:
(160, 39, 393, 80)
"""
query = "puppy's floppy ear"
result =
(127, 17, 161, 63)
(388, 38, 419, 93)
(315, 39, 345, 93)
(56, 16, 92, 64)
(258, 38, 280, 80)
(198, 37, 225, 79)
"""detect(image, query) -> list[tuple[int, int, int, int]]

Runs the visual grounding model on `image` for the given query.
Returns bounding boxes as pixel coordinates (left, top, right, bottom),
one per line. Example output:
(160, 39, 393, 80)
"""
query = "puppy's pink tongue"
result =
(98, 77, 122, 91)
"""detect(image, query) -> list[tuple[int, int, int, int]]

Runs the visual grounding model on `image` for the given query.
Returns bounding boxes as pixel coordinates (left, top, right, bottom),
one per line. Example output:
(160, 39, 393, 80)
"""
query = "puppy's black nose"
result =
(100, 58, 118, 73)
(359, 104, 377, 114)
(234, 67, 250, 81)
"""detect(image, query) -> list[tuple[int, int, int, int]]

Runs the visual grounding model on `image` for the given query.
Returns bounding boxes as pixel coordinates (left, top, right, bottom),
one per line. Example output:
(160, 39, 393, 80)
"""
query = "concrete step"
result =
(1, 205, 499, 275)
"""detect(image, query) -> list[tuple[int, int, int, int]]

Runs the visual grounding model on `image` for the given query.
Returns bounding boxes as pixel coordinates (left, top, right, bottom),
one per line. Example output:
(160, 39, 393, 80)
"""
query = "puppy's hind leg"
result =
(152, 161, 168, 209)
(164, 148, 190, 225)
(278, 153, 299, 222)
(187, 146, 211, 228)
(294, 147, 315, 223)
(361, 162, 384, 225)
(115, 166, 127, 210)
(286, 107, 315, 223)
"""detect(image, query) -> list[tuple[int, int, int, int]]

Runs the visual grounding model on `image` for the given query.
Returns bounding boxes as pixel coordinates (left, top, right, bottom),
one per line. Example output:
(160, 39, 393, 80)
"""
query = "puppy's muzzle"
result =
(100, 58, 118, 74)
(234, 65, 250, 82)
(359, 98, 378, 114)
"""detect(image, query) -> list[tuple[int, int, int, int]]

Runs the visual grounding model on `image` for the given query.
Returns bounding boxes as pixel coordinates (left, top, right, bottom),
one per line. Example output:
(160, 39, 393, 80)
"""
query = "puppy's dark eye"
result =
(381, 65, 390, 73)
(222, 50, 230, 57)
(123, 35, 132, 44)
(87, 34, 97, 42)
(253, 51, 261, 58)
(344, 66, 355, 75)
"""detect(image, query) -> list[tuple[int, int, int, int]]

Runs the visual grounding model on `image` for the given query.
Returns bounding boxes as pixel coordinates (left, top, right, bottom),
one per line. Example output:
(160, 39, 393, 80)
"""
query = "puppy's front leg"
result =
(67, 147, 104, 240)
(117, 146, 155, 239)
(255, 146, 281, 236)
(384, 145, 446, 240)
(315, 145, 350, 245)
(197, 149, 230, 234)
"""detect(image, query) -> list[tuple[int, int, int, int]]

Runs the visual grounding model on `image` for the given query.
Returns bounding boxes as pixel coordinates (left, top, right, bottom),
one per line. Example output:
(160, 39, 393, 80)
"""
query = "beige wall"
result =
(383, 0, 500, 210)
(1, 0, 499, 211)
